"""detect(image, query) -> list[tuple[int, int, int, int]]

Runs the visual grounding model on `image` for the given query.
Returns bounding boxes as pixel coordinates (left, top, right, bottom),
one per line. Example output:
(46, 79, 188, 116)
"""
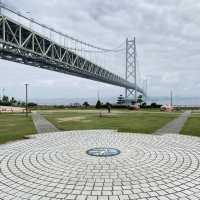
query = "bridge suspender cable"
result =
(0, 3, 125, 53)
(0, 3, 145, 95)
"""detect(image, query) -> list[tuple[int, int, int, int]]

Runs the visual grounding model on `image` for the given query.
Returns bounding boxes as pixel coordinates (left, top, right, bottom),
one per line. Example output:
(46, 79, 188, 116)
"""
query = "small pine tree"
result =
(95, 100, 102, 109)
(83, 101, 89, 108)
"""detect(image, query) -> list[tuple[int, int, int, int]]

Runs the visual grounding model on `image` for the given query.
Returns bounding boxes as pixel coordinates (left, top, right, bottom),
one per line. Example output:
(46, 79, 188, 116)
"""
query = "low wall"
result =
(0, 106, 29, 113)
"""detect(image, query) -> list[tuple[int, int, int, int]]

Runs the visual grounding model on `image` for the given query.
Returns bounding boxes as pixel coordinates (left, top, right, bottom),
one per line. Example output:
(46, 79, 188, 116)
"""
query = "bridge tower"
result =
(125, 37, 137, 102)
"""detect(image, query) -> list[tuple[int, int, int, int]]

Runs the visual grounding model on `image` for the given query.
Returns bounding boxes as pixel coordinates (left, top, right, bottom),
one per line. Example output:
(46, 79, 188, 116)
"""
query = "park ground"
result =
(0, 109, 200, 144)
(0, 113, 35, 144)
(181, 112, 200, 136)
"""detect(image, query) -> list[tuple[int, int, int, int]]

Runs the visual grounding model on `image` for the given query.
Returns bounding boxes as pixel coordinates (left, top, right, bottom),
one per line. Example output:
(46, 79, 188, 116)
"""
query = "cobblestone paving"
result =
(32, 112, 59, 133)
(0, 130, 200, 200)
(154, 111, 191, 135)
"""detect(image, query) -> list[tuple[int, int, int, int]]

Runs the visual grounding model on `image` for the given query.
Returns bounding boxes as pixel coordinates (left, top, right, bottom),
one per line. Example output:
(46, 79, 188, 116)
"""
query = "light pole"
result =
(25, 84, 29, 117)
(2, 88, 5, 98)
(144, 75, 151, 104)
(0, 0, 2, 15)
(0, 0, 3, 16)
(0, 88, 2, 101)
(143, 79, 148, 103)
(170, 90, 173, 107)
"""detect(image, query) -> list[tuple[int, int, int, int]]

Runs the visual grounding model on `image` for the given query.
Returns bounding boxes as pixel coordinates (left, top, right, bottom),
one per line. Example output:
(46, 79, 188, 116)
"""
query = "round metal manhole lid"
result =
(86, 148, 121, 157)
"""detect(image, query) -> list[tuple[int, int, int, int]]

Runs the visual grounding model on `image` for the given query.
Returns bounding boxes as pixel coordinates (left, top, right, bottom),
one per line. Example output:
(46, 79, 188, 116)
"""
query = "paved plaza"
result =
(0, 130, 200, 200)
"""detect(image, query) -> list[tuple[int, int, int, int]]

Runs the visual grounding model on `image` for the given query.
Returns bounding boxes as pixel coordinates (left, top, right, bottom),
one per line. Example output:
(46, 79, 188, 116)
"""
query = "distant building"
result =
(117, 95, 125, 105)
(116, 95, 138, 107)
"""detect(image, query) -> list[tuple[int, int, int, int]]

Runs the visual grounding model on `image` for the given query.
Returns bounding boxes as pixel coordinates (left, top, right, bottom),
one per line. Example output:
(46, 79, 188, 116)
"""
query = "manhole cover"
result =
(86, 148, 120, 157)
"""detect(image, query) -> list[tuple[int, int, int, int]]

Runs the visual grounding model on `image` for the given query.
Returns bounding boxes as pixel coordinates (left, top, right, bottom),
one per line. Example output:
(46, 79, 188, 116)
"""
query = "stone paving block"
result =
(0, 130, 199, 199)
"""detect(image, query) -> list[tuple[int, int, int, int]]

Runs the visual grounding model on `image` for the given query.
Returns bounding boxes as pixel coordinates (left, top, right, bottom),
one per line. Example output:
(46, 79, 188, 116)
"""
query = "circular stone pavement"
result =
(0, 130, 200, 200)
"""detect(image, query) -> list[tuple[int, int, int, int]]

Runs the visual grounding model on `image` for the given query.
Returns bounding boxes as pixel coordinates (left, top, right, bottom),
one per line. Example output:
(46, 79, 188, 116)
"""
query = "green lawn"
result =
(0, 113, 35, 144)
(0, 110, 182, 145)
(181, 114, 200, 137)
(43, 110, 178, 134)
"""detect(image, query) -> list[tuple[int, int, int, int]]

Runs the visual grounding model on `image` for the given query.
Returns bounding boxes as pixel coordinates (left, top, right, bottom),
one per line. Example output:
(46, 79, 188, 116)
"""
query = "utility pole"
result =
(97, 90, 100, 101)
(25, 84, 29, 117)
(0, 88, 4, 101)
(2, 88, 5, 98)
(125, 37, 137, 103)
(145, 75, 152, 104)
(0, 0, 2, 15)
(170, 90, 173, 107)
(144, 79, 148, 103)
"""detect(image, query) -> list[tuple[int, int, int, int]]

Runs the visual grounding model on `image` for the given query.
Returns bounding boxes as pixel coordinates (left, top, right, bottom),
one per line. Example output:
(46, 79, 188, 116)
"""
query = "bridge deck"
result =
(0, 15, 144, 94)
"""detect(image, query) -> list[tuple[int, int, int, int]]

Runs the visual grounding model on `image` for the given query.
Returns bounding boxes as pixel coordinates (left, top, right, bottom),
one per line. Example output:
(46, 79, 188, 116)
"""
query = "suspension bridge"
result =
(0, 4, 145, 98)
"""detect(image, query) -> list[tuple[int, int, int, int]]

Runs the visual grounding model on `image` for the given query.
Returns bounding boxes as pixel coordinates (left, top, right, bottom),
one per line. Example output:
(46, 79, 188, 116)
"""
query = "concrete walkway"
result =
(154, 110, 191, 135)
(32, 112, 59, 133)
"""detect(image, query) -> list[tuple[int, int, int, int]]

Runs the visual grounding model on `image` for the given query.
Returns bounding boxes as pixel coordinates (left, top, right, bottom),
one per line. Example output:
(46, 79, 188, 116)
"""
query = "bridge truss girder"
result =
(0, 15, 144, 94)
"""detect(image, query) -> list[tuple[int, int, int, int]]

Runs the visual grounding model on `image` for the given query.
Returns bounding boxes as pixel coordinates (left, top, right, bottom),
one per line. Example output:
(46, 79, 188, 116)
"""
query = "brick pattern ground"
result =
(154, 111, 191, 135)
(32, 112, 59, 133)
(0, 130, 200, 199)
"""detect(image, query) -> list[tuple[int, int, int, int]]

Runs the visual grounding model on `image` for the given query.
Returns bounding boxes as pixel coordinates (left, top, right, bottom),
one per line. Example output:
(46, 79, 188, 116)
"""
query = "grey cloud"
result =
(1, 0, 200, 102)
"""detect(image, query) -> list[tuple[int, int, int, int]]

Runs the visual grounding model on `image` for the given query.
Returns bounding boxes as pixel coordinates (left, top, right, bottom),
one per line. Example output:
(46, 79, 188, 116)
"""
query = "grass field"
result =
(0, 109, 188, 145)
(181, 114, 200, 137)
(0, 113, 35, 144)
(42, 110, 178, 134)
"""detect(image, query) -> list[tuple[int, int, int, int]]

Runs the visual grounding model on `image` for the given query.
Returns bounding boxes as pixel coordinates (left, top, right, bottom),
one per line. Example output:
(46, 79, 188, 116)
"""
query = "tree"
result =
(1, 95, 10, 106)
(95, 100, 102, 109)
(137, 95, 144, 105)
(10, 97, 17, 105)
(117, 94, 125, 104)
(0, 95, 38, 108)
(140, 102, 147, 108)
(20, 101, 26, 107)
(28, 102, 38, 107)
(17, 101, 21, 106)
(151, 102, 161, 108)
(83, 101, 90, 108)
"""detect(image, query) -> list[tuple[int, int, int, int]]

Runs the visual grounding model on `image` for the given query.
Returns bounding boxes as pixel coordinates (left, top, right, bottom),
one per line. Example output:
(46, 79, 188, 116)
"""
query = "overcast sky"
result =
(1, 0, 200, 101)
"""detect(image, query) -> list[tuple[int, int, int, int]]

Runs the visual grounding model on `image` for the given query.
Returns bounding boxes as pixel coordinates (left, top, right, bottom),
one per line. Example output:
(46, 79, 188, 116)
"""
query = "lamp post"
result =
(170, 90, 173, 107)
(2, 88, 5, 98)
(0, 0, 2, 15)
(25, 84, 29, 117)
(144, 75, 152, 104)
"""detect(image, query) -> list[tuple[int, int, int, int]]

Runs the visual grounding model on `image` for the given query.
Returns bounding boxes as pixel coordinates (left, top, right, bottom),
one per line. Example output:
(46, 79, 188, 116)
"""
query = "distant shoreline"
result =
(13, 96, 200, 106)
